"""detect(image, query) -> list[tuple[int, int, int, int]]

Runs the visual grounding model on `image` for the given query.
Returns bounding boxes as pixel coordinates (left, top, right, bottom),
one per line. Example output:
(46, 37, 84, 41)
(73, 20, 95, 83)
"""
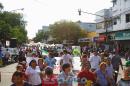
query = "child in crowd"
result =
(12, 64, 27, 83)
(58, 63, 74, 86)
(42, 66, 58, 86)
(11, 71, 31, 86)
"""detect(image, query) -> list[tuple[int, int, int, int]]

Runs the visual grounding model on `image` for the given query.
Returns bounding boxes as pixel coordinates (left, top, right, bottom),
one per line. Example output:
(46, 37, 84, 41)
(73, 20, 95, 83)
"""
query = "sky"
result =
(0, 0, 112, 39)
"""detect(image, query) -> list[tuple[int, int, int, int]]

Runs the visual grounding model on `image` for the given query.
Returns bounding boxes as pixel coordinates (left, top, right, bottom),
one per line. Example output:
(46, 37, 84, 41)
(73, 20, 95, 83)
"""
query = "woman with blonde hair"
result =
(95, 62, 112, 86)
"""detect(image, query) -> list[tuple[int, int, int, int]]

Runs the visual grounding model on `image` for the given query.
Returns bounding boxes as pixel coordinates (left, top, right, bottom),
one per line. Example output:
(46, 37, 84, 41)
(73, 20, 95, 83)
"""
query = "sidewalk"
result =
(0, 63, 18, 86)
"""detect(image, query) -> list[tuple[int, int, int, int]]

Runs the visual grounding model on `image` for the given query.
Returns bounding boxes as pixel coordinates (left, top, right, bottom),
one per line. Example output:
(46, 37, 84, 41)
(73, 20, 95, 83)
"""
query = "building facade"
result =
(95, 0, 130, 52)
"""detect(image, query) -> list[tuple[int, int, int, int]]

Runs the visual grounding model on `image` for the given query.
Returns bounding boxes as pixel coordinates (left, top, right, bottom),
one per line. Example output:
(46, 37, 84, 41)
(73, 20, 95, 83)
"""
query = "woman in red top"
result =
(42, 66, 58, 86)
(77, 61, 96, 86)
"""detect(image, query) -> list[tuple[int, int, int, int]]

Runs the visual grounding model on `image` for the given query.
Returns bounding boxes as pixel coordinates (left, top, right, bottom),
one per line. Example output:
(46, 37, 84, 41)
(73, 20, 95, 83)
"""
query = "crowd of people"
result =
(0, 45, 130, 86)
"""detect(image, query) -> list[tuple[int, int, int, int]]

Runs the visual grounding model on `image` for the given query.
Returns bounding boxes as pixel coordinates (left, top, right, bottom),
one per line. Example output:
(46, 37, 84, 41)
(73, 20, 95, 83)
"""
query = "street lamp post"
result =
(78, 9, 111, 44)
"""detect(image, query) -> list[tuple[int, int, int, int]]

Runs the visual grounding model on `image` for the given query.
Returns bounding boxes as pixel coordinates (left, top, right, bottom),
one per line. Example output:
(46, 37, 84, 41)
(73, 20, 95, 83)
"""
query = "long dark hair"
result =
(29, 59, 37, 66)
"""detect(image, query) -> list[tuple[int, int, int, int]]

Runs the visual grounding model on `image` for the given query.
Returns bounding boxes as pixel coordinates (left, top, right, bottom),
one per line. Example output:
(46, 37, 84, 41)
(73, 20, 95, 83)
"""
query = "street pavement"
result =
(0, 57, 126, 86)
(0, 63, 18, 86)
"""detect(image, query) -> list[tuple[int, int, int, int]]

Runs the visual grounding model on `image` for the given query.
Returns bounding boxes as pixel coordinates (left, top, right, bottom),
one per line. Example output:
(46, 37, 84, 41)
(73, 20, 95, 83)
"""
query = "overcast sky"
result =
(0, 0, 112, 39)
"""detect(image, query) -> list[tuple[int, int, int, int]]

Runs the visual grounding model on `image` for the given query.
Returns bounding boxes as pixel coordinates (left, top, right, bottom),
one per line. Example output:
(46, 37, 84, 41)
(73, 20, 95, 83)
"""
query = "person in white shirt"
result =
(25, 59, 42, 86)
(89, 51, 101, 72)
(60, 50, 72, 66)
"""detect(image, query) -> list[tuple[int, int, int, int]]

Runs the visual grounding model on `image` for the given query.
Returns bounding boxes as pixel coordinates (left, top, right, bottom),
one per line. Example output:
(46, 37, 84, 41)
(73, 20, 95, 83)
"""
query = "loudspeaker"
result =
(10, 38, 17, 48)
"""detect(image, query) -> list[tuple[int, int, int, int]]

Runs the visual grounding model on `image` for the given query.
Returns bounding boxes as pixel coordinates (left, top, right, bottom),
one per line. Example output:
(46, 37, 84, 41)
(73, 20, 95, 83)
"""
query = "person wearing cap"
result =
(125, 60, 130, 67)
(42, 66, 58, 86)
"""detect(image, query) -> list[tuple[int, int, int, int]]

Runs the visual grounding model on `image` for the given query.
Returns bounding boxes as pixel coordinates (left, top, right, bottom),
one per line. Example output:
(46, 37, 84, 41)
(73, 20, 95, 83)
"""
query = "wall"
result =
(95, 9, 113, 33)
(112, 0, 130, 31)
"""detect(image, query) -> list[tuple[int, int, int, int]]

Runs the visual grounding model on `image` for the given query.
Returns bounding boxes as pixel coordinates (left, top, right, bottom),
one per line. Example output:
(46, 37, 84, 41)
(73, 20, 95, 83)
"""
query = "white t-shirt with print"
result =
(62, 54, 72, 64)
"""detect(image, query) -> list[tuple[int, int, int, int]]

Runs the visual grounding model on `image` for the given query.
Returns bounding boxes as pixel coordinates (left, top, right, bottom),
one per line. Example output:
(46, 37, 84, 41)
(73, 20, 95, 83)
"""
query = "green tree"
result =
(0, 3, 27, 46)
(10, 26, 27, 44)
(0, 11, 26, 28)
(0, 21, 11, 45)
(49, 20, 87, 44)
(34, 29, 50, 43)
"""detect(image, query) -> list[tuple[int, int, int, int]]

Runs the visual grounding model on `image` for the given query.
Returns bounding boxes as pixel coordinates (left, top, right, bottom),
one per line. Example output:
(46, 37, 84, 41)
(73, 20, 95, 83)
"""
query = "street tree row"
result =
(34, 20, 87, 45)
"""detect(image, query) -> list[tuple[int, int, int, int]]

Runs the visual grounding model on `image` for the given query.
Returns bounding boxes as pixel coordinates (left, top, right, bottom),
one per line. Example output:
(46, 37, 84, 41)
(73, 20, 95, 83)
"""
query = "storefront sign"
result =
(78, 38, 91, 42)
(6, 40, 10, 46)
(115, 31, 130, 40)
(98, 35, 106, 42)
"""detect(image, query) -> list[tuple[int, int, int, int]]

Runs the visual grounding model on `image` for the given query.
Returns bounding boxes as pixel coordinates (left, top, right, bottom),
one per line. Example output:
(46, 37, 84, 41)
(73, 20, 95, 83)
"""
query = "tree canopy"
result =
(0, 3, 27, 46)
(49, 20, 87, 44)
(34, 29, 50, 43)
(34, 20, 87, 44)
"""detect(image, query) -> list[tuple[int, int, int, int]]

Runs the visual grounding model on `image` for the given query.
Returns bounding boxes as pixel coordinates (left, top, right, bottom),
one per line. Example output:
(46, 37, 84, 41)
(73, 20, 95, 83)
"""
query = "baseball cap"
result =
(124, 60, 130, 67)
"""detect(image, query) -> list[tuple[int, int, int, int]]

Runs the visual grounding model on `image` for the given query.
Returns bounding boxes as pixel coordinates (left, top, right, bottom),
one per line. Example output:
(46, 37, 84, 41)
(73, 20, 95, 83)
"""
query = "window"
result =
(113, 18, 117, 25)
(96, 22, 104, 29)
(112, 0, 117, 7)
(126, 14, 130, 23)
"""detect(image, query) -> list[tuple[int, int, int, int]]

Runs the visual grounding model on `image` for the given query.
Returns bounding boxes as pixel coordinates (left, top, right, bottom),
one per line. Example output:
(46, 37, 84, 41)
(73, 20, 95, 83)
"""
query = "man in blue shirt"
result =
(45, 52, 56, 68)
